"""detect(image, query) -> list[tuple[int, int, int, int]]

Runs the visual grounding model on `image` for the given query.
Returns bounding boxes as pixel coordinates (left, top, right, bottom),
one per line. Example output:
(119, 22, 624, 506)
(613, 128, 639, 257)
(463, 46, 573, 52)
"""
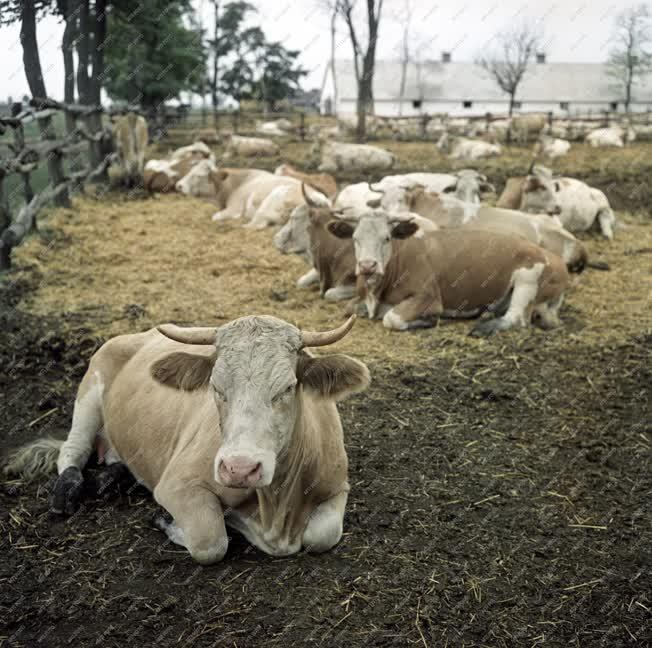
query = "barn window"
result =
(560, 101, 569, 110)
(610, 101, 618, 110)
(463, 101, 473, 109)
(412, 100, 422, 109)
(513, 101, 522, 109)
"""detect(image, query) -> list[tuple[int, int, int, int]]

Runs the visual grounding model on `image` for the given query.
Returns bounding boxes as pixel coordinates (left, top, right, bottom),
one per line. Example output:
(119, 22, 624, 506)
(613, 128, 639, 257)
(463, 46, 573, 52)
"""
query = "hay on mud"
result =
(8, 188, 651, 367)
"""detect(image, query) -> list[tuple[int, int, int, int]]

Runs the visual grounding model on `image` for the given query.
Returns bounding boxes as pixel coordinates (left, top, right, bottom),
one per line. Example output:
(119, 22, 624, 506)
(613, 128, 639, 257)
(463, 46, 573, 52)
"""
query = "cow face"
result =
(153, 316, 368, 490)
(175, 160, 218, 197)
(328, 211, 418, 283)
(449, 170, 495, 203)
(273, 204, 311, 260)
(520, 175, 562, 216)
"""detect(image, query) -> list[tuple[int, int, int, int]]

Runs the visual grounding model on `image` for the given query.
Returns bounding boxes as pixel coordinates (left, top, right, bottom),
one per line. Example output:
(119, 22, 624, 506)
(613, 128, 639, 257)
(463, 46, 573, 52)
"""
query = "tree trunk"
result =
(20, 0, 48, 99)
(91, 0, 107, 108)
(330, 7, 338, 116)
(77, 0, 91, 104)
(506, 95, 515, 144)
(61, 0, 78, 133)
(211, 0, 220, 128)
(625, 65, 633, 113)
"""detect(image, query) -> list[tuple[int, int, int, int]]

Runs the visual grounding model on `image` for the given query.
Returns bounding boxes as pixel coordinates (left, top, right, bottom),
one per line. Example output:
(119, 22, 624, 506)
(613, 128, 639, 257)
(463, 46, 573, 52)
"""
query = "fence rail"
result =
(0, 97, 120, 270)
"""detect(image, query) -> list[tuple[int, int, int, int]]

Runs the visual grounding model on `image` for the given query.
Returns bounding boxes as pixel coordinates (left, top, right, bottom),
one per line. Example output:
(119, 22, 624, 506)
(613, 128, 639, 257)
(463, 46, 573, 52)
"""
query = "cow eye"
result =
(273, 383, 296, 403)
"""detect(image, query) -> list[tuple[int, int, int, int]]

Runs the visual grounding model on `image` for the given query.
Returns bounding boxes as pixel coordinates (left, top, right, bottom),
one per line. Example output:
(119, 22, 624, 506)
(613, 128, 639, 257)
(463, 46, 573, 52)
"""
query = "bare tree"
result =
(337, 0, 384, 141)
(329, 2, 338, 116)
(607, 4, 652, 113)
(476, 23, 541, 142)
(394, 0, 414, 116)
(20, 0, 48, 98)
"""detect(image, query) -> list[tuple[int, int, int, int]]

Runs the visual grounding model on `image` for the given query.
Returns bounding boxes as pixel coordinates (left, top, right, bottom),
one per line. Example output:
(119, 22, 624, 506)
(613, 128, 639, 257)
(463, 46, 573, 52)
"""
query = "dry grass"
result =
(9, 191, 651, 365)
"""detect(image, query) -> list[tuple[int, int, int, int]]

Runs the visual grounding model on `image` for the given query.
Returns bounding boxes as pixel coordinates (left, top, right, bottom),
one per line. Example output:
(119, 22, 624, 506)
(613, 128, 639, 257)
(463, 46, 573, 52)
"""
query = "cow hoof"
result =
(50, 466, 84, 515)
(469, 318, 508, 337)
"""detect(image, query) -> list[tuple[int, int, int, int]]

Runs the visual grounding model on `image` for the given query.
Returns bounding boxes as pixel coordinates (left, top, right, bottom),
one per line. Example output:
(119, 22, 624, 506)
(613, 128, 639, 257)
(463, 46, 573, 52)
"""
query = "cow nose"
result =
(218, 457, 262, 488)
(175, 181, 184, 193)
(358, 260, 378, 276)
(548, 206, 562, 216)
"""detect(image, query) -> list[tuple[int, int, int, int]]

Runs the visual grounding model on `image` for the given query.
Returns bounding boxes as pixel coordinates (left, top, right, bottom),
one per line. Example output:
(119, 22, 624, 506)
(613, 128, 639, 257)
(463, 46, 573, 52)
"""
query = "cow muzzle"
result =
(218, 456, 263, 488)
(357, 260, 379, 277)
(548, 205, 562, 216)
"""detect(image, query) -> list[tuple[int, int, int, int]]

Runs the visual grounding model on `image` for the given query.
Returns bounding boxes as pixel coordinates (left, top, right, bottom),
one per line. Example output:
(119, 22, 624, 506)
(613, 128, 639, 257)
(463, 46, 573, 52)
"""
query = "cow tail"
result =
(3, 438, 62, 482)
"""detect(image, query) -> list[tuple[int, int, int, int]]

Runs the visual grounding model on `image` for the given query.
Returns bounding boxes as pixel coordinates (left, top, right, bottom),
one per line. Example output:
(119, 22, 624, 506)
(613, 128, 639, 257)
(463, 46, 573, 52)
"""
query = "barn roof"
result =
(330, 60, 652, 104)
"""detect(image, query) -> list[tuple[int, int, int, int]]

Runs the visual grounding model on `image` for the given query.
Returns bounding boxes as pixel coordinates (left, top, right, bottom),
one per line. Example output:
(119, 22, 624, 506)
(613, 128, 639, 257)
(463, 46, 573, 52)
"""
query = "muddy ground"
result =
(0, 141, 651, 647)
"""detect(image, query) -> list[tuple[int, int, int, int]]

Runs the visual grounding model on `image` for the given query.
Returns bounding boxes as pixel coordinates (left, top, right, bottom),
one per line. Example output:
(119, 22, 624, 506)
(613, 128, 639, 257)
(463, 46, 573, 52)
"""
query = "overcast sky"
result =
(0, 0, 647, 102)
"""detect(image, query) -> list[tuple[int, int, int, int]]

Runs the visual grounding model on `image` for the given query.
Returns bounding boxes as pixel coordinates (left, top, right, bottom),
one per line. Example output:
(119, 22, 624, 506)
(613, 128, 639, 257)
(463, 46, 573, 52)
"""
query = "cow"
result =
(403, 186, 589, 272)
(511, 113, 548, 143)
(256, 121, 291, 137)
(3, 315, 370, 564)
(274, 163, 338, 198)
(223, 134, 280, 158)
(326, 210, 570, 336)
(144, 142, 214, 193)
(497, 173, 616, 239)
(313, 140, 397, 173)
(108, 112, 148, 188)
(534, 135, 571, 159)
(174, 164, 328, 228)
(273, 191, 357, 301)
(585, 125, 635, 148)
(188, 128, 221, 144)
(436, 133, 501, 160)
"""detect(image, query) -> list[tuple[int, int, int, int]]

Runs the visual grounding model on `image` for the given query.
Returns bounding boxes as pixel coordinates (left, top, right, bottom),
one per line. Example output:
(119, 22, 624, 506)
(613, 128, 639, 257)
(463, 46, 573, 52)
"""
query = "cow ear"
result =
(327, 220, 355, 239)
(442, 184, 456, 193)
(391, 220, 419, 239)
(554, 181, 561, 192)
(151, 351, 216, 391)
(480, 182, 496, 193)
(297, 353, 370, 401)
(210, 169, 228, 185)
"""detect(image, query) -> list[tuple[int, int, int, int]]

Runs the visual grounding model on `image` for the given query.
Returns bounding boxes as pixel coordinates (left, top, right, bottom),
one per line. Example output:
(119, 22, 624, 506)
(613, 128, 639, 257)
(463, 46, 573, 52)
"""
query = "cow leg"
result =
(324, 284, 356, 301)
(297, 268, 319, 289)
(51, 371, 104, 515)
(597, 208, 615, 240)
(302, 490, 349, 553)
(153, 479, 228, 565)
(211, 209, 240, 222)
(382, 296, 441, 331)
(470, 263, 543, 337)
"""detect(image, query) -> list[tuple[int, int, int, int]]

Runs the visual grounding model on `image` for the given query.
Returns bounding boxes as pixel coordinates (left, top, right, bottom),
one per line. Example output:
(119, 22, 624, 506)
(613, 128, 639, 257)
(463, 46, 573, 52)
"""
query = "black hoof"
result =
(469, 318, 507, 338)
(50, 466, 84, 515)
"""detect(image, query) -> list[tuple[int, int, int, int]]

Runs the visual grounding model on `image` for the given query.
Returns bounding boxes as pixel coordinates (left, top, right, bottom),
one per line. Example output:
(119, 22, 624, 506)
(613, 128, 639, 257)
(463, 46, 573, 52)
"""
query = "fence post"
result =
(0, 173, 11, 269)
(299, 112, 306, 141)
(37, 113, 71, 209)
(12, 122, 34, 203)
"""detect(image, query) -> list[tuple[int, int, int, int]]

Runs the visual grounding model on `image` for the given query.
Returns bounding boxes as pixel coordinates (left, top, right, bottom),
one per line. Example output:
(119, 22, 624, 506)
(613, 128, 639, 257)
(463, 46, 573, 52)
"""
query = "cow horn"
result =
(301, 315, 356, 348)
(527, 158, 536, 174)
(367, 182, 385, 195)
(157, 324, 216, 345)
(301, 182, 321, 208)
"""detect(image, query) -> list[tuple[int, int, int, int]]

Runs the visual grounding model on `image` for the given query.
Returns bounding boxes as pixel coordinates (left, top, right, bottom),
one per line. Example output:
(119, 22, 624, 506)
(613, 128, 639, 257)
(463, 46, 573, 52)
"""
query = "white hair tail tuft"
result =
(3, 438, 63, 482)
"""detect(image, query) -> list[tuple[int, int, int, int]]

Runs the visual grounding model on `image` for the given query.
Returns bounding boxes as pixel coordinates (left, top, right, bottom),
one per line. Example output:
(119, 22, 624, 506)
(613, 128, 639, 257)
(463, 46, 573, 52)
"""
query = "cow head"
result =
(436, 132, 450, 152)
(175, 159, 218, 197)
(444, 170, 495, 203)
(153, 316, 368, 490)
(328, 210, 418, 283)
(520, 175, 562, 216)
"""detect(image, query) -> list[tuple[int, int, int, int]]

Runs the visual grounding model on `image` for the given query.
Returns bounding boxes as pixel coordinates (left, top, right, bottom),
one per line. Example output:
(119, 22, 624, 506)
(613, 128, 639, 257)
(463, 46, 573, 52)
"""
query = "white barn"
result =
(321, 57, 652, 118)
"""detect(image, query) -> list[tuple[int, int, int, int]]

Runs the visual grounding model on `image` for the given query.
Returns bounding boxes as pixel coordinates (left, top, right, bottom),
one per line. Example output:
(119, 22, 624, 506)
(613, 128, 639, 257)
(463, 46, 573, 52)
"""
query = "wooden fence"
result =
(0, 97, 119, 270)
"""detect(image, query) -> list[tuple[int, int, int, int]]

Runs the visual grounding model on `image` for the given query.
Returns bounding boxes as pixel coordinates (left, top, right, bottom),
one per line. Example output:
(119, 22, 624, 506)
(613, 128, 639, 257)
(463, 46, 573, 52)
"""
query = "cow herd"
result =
(4, 118, 624, 565)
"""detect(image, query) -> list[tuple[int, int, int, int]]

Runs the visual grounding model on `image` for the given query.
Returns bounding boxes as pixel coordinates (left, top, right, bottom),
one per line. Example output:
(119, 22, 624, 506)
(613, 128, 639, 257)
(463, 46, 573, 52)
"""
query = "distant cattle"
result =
(223, 134, 280, 157)
(5, 315, 370, 563)
(314, 140, 397, 173)
(109, 112, 148, 188)
(497, 173, 616, 239)
(144, 141, 213, 193)
(511, 113, 548, 143)
(436, 133, 501, 160)
(327, 210, 571, 336)
(586, 126, 634, 148)
(256, 120, 293, 137)
(534, 135, 571, 159)
(274, 163, 337, 198)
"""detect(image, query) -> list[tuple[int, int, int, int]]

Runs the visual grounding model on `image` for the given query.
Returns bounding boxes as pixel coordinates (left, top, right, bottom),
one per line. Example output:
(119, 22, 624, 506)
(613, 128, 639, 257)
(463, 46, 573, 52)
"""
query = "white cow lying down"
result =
(176, 160, 329, 228)
(314, 140, 397, 173)
(585, 126, 634, 148)
(437, 133, 501, 159)
(223, 134, 280, 157)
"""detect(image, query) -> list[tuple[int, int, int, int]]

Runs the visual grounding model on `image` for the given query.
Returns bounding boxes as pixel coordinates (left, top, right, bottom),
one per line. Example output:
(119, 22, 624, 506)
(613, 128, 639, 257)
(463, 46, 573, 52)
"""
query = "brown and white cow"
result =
(274, 163, 338, 198)
(109, 112, 148, 188)
(4, 316, 370, 564)
(143, 141, 213, 193)
(404, 186, 589, 272)
(497, 173, 616, 239)
(327, 210, 570, 336)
